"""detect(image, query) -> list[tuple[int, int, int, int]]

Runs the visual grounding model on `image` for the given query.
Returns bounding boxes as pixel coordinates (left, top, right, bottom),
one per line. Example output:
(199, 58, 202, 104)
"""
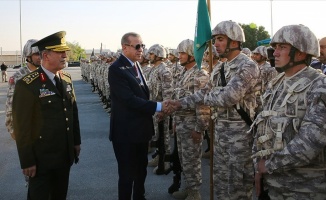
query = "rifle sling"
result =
(220, 63, 253, 126)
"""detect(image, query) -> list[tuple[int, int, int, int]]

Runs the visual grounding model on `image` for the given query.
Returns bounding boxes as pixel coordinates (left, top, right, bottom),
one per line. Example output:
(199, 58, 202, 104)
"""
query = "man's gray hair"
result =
(121, 32, 141, 45)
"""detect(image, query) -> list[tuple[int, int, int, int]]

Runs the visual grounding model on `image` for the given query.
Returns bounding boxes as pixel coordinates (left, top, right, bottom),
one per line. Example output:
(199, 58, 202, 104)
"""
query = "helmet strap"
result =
(26, 57, 40, 68)
(276, 47, 306, 73)
(220, 39, 242, 58)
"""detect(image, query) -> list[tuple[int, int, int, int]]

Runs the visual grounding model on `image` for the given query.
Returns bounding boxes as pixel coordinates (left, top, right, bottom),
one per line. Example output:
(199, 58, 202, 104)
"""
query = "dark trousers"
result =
(112, 141, 148, 200)
(27, 166, 71, 200)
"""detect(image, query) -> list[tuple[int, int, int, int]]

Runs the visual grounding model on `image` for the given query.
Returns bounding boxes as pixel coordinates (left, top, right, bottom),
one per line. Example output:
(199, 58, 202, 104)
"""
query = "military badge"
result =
(66, 85, 72, 92)
(40, 72, 47, 83)
(39, 88, 55, 98)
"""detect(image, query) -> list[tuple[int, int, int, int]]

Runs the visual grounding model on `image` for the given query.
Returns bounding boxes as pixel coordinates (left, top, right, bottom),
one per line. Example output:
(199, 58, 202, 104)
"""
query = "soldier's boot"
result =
(203, 130, 210, 153)
(147, 156, 159, 167)
(103, 99, 109, 109)
(168, 174, 181, 194)
(201, 151, 210, 159)
(93, 86, 98, 93)
(172, 188, 189, 199)
(153, 162, 169, 175)
(102, 96, 106, 105)
(185, 190, 201, 200)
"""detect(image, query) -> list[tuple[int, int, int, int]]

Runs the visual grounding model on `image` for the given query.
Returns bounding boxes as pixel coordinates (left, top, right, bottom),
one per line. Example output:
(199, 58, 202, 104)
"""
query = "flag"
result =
(194, 0, 211, 69)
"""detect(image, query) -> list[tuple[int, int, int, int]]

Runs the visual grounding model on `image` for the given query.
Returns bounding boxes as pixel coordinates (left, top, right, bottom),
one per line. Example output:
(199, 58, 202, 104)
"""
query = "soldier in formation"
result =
(251, 45, 278, 113)
(171, 39, 210, 200)
(146, 44, 174, 175)
(252, 24, 326, 200)
(5, 39, 41, 140)
(167, 20, 260, 199)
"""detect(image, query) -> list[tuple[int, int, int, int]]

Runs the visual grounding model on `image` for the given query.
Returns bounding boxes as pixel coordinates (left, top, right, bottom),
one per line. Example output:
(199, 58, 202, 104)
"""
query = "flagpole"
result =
(206, 0, 215, 200)
(19, 0, 23, 66)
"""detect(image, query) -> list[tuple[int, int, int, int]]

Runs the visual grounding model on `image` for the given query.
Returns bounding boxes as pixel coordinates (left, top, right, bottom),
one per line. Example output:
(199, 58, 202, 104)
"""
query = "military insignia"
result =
(39, 88, 55, 98)
(22, 71, 39, 84)
(40, 72, 47, 83)
(61, 70, 71, 78)
(66, 85, 72, 92)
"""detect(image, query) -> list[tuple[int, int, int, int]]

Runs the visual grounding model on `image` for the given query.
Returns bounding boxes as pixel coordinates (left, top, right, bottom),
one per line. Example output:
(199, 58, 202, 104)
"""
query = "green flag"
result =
(194, 0, 211, 69)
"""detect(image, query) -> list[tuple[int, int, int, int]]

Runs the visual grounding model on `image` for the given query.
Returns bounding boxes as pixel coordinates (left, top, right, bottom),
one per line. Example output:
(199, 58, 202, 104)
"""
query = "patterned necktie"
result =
(133, 64, 138, 76)
(54, 75, 63, 95)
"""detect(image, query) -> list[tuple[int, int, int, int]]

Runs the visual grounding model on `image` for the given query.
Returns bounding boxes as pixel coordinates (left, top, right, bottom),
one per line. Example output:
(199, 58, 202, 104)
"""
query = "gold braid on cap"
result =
(45, 37, 70, 52)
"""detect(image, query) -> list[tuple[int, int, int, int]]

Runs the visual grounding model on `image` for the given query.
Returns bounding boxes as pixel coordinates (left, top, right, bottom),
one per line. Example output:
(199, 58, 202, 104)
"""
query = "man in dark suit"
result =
(108, 32, 169, 200)
(12, 31, 81, 200)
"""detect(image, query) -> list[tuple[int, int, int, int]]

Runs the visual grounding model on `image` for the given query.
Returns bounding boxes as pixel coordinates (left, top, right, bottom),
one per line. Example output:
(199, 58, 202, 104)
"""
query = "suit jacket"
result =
(108, 55, 156, 143)
(13, 67, 81, 169)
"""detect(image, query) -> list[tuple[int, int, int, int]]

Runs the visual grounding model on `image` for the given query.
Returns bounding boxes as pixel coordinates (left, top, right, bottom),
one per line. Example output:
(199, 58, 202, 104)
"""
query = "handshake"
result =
(157, 100, 182, 121)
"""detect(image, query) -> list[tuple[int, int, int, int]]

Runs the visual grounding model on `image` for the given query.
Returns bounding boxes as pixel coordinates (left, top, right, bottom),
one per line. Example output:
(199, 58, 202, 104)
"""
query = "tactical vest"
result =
(252, 67, 326, 169)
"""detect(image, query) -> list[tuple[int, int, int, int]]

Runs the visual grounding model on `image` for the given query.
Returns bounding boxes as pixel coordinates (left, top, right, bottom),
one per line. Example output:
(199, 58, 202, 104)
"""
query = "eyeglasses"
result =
(124, 43, 145, 50)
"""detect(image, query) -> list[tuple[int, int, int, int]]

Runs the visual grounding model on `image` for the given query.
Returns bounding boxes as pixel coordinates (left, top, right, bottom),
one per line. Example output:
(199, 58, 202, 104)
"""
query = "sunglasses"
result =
(124, 43, 145, 50)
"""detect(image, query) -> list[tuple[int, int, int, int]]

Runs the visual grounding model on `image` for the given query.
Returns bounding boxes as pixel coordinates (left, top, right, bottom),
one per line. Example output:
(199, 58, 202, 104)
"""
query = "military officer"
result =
(12, 31, 81, 200)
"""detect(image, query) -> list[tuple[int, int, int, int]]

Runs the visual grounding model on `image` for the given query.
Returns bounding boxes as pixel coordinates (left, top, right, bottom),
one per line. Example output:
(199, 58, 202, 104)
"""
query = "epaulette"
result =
(22, 71, 39, 84)
(61, 70, 71, 78)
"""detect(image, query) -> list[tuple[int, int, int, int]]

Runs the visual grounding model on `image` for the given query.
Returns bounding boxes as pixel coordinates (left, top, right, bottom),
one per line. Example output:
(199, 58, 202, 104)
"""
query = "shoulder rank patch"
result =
(61, 70, 71, 79)
(22, 71, 39, 84)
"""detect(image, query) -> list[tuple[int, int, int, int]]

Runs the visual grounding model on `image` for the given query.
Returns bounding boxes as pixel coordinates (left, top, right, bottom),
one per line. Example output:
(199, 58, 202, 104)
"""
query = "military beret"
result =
(32, 31, 70, 52)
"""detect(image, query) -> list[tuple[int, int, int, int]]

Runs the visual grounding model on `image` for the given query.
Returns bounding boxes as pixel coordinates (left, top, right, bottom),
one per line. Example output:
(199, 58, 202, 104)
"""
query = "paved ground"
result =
(0, 67, 212, 200)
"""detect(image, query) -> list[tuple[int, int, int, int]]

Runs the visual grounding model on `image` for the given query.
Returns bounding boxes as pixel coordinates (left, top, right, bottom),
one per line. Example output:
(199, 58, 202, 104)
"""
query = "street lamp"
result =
(270, 0, 273, 37)
(19, 0, 23, 66)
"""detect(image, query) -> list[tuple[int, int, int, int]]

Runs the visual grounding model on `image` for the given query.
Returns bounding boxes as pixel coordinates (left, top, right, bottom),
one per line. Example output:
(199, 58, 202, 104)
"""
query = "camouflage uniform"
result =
(252, 46, 278, 113)
(6, 67, 34, 138)
(140, 48, 152, 80)
(171, 39, 210, 200)
(252, 25, 326, 199)
(174, 65, 210, 192)
(147, 44, 173, 167)
(179, 21, 260, 199)
(5, 39, 40, 139)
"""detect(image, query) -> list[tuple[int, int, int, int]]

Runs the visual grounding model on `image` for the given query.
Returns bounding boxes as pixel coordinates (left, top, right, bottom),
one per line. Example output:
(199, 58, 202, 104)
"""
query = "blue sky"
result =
(0, 0, 325, 52)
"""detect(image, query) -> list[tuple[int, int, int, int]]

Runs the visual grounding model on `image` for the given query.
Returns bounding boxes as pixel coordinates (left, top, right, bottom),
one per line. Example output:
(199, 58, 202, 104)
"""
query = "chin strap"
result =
(275, 47, 307, 73)
(26, 58, 40, 68)
(220, 39, 242, 58)
(180, 56, 195, 66)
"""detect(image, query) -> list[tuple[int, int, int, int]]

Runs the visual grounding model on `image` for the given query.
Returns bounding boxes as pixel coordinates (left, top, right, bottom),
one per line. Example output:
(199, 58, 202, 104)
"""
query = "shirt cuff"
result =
(156, 102, 162, 112)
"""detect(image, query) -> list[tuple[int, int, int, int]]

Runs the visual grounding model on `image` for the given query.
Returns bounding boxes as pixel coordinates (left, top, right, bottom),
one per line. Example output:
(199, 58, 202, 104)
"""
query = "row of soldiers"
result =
(79, 20, 281, 200)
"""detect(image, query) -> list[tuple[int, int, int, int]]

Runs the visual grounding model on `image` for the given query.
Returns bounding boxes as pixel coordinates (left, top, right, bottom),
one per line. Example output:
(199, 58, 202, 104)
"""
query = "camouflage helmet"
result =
(212, 20, 245, 42)
(177, 39, 194, 57)
(252, 46, 267, 58)
(23, 39, 39, 57)
(142, 48, 150, 60)
(169, 49, 179, 58)
(205, 46, 219, 57)
(164, 47, 170, 56)
(270, 24, 319, 57)
(148, 44, 166, 58)
(241, 47, 251, 57)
